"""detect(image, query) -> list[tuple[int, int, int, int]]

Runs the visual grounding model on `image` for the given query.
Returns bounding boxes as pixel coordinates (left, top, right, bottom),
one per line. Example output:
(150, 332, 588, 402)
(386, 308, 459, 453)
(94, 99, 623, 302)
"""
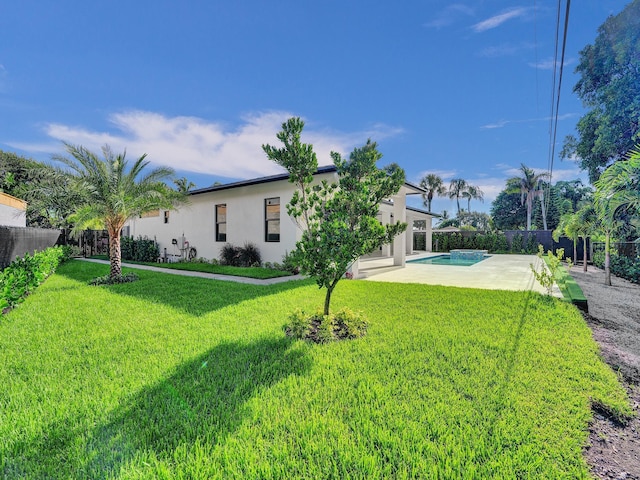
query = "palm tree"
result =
(461, 185, 484, 212)
(575, 203, 599, 273)
(594, 146, 640, 285)
(56, 143, 184, 279)
(553, 212, 581, 264)
(174, 177, 196, 193)
(419, 174, 446, 212)
(448, 178, 468, 215)
(507, 164, 550, 230)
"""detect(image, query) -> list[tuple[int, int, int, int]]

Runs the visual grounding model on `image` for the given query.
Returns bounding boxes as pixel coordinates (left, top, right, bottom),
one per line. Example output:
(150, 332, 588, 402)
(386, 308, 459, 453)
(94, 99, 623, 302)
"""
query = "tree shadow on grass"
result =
(3, 336, 311, 479)
(55, 259, 312, 316)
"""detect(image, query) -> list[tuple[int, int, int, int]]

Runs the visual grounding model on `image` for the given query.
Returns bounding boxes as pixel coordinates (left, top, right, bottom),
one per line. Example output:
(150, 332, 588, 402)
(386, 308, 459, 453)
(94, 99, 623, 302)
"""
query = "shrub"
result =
(89, 272, 139, 286)
(1, 246, 70, 313)
(511, 233, 524, 253)
(281, 251, 300, 274)
(525, 234, 539, 254)
(530, 246, 565, 295)
(239, 242, 261, 267)
(121, 236, 159, 262)
(594, 251, 640, 284)
(219, 243, 263, 267)
(220, 244, 241, 266)
(285, 307, 367, 343)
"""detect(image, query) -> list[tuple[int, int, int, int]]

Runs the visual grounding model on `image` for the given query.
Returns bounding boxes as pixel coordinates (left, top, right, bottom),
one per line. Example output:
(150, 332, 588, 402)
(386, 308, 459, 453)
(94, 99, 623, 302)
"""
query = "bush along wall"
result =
(433, 232, 509, 253)
(1, 245, 71, 313)
(121, 236, 160, 263)
(593, 251, 640, 284)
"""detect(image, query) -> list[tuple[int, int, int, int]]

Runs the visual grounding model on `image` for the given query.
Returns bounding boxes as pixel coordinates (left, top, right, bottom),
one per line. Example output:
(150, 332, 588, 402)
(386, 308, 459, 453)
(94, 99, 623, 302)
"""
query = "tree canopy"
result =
(1, 149, 84, 228)
(563, 0, 640, 181)
(264, 118, 406, 316)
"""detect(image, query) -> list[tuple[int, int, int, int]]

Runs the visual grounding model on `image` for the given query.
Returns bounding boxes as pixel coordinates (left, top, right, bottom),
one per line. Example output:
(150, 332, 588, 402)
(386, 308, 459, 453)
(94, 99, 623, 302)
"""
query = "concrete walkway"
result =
(359, 253, 561, 296)
(78, 258, 305, 285)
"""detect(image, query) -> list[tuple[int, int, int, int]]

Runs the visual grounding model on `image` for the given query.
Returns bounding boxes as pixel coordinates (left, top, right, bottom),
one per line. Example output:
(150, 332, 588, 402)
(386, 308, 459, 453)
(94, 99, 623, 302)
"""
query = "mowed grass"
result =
(0, 260, 630, 479)
(88, 255, 292, 279)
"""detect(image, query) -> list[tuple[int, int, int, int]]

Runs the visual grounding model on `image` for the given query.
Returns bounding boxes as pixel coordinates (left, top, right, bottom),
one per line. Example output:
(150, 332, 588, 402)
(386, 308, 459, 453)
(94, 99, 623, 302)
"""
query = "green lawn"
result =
(88, 255, 292, 279)
(0, 260, 629, 479)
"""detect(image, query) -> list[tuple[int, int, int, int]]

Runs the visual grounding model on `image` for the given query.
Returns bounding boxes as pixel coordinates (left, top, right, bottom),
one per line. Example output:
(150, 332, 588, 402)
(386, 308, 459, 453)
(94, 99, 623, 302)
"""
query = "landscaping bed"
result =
(568, 265, 640, 479)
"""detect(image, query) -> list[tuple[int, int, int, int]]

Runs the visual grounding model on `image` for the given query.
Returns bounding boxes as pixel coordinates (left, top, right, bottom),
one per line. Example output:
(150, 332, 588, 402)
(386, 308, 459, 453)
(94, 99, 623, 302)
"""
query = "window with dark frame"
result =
(265, 197, 280, 242)
(215, 204, 227, 242)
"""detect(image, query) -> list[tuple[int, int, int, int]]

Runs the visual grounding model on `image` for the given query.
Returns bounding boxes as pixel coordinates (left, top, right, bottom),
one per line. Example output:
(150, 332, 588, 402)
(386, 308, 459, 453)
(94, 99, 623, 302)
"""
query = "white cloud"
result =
(528, 57, 576, 70)
(472, 7, 528, 32)
(479, 42, 535, 58)
(424, 4, 474, 28)
(11, 111, 403, 180)
(480, 113, 576, 130)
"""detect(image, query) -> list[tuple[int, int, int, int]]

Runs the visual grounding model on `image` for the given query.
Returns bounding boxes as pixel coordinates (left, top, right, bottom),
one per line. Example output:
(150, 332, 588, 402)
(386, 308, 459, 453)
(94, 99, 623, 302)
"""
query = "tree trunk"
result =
(573, 239, 577, 264)
(323, 280, 339, 316)
(526, 196, 533, 231)
(604, 233, 612, 286)
(108, 228, 122, 279)
(583, 237, 588, 273)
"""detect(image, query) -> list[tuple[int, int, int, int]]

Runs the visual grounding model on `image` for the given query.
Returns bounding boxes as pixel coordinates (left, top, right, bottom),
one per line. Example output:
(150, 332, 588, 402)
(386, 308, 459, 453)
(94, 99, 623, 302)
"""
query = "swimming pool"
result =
(408, 254, 490, 266)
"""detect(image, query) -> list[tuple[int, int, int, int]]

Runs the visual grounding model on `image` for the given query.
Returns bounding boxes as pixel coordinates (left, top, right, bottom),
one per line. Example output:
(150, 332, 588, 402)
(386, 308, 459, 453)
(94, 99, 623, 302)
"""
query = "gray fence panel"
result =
(0, 226, 61, 269)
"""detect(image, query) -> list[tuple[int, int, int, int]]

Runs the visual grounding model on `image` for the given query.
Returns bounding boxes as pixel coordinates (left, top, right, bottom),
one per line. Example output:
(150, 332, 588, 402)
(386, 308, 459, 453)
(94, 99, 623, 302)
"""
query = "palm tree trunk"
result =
(573, 239, 577, 264)
(456, 197, 461, 215)
(108, 226, 123, 279)
(583, 236, 588, 273)
(526, 196, 533, 231)
(604, 233, 611, 286)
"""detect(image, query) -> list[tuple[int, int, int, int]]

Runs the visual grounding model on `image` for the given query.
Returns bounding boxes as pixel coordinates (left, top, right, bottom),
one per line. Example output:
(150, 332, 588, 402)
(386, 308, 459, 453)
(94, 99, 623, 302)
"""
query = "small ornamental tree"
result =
(263, 118, 407, 317)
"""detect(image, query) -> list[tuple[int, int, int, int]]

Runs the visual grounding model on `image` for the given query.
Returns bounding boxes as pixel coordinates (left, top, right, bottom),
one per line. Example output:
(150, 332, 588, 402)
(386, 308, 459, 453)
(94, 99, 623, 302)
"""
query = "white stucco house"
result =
(0, 192, 27, 227)
(124, 166, 434, 272)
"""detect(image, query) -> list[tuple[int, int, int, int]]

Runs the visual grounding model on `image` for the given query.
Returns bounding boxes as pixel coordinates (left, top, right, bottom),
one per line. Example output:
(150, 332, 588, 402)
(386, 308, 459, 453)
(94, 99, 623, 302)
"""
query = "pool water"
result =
(408, 254, 490, 266)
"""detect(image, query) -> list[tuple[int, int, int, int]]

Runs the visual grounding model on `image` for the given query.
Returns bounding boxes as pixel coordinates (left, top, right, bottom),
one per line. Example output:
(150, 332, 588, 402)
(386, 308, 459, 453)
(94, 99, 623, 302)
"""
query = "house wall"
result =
(0, 193, 27, 227)
(125, 172, 337, 264)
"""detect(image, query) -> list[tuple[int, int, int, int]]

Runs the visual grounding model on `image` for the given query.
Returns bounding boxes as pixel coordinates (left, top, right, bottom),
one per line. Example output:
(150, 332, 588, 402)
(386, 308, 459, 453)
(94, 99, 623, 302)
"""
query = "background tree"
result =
(56, 143, 183, 280)
(461, 185, 483, 212)
(507, 164, 550, 230)
(457, 211, 491, 231)
(419, 173, 446, 212)
(490, 185, 527, 230)
(562, 0, 640, 182)
(1, 149, 82, 228)
(264, 122, 406, 316)
(448, 178, 468, 215)
(173, 177, 196, 193)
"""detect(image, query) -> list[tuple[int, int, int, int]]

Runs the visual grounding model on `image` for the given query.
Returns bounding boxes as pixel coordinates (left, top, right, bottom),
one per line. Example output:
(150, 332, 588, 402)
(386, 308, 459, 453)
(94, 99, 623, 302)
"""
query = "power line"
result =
(545, 0, 571, 218)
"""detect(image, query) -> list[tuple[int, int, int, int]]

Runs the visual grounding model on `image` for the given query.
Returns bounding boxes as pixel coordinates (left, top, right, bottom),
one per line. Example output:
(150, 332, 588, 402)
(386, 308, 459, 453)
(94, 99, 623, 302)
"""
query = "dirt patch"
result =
(568, 265, 640, 479)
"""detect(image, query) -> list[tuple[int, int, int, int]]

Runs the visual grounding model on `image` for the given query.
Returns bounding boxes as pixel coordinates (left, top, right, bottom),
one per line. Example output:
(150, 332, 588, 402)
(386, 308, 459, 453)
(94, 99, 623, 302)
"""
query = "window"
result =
(265, 197, 280, 242)
(164, 211, 170, 224)
(215, 204, 227, 242)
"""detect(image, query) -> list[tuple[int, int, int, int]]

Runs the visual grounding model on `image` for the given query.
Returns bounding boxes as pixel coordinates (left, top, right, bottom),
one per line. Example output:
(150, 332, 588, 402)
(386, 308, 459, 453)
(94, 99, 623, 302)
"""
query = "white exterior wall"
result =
(125, 172, 337, 264)
(0, 193, 27, 227)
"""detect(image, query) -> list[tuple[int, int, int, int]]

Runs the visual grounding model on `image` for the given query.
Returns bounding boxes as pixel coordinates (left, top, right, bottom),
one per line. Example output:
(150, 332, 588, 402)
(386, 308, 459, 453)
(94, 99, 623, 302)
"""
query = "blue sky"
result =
(0, 1, 630, 215)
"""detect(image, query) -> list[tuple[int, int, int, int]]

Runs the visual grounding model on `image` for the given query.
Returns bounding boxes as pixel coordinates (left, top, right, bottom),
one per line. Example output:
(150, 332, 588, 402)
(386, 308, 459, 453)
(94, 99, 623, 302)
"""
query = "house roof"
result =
(190, 165, 338, 196)
(189, 165, 427, 197)
(407, 205, 439, 217)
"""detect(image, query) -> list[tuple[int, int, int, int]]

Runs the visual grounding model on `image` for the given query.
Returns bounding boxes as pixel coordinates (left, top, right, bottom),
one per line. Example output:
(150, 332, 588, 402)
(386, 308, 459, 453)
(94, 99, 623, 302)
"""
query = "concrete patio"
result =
(358, 253, 561, 296)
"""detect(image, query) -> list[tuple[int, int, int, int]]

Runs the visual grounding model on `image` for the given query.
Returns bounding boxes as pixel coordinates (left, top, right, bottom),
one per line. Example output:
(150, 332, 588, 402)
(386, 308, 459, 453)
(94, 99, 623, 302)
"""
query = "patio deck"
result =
(358, 253, 561, 296)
